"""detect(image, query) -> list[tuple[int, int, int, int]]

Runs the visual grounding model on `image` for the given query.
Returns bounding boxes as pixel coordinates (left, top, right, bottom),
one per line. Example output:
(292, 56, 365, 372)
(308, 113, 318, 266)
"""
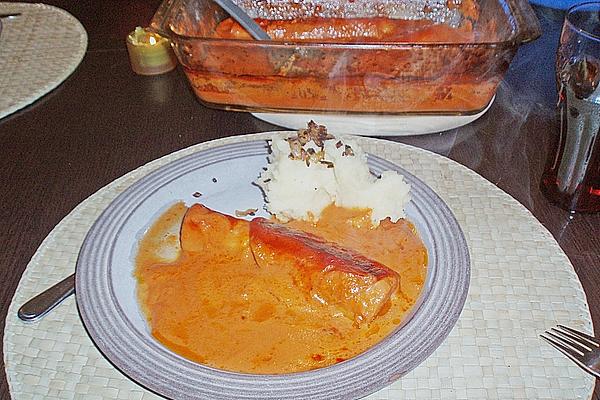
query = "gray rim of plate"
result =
(76, 140, 470, 400)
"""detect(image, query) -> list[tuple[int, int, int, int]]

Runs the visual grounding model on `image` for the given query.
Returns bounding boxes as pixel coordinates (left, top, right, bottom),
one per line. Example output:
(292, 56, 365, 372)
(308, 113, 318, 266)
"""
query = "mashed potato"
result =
(257, 122, 411, 225)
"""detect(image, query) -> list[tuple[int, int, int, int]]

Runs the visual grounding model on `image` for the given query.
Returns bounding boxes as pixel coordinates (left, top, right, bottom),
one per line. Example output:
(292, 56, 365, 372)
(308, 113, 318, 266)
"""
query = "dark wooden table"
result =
(1, 1, 598, 399)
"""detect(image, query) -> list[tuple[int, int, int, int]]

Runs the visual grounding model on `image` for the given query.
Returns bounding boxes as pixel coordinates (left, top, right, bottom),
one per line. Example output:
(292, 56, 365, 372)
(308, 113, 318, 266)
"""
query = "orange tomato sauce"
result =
(214, 17, 477, 43)
(135, 203, 427, 374)
(184, 13, 499, 114)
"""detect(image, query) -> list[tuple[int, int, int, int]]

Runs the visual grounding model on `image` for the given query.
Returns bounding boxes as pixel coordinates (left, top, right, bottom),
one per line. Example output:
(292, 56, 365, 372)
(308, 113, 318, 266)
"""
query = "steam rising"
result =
(447, 80, 553, 212)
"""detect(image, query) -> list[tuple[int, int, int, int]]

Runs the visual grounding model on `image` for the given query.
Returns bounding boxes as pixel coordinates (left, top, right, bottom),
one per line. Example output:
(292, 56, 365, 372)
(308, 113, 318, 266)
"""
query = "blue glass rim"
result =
(565, 1, 600, 41)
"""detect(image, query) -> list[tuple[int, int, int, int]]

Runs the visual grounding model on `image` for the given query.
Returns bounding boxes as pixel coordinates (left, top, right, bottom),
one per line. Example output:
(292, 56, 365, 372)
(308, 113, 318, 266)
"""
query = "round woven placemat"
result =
(0, 2, 87, 120)
(4, 133, 595, 399)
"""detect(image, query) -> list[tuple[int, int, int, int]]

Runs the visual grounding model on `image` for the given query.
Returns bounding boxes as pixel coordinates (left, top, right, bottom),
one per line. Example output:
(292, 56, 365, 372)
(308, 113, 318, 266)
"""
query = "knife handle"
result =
(17, 274, 75, 322)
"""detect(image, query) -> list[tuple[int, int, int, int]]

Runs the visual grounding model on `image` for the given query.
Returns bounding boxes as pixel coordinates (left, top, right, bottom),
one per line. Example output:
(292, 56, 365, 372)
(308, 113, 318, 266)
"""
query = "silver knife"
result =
(0, 13, 21, 19)
(17, 274, 75, 322)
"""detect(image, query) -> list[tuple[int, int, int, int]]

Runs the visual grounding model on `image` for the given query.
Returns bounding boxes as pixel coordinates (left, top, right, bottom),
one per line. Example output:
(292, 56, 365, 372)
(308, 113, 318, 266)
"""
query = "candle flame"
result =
(149, 36, 157, 45)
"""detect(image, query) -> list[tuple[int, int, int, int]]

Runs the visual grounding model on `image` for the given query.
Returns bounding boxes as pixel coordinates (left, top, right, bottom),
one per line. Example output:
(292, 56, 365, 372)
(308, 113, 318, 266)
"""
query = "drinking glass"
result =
(541, 1, 600, 212)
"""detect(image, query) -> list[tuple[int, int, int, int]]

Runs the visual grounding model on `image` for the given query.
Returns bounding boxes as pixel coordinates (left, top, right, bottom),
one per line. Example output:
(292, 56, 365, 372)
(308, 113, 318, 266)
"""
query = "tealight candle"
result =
(126, 27, 177, 75)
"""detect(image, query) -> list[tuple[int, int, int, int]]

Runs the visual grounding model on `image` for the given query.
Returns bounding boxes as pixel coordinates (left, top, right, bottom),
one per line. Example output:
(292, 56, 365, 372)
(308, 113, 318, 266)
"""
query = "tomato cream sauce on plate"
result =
(135, 202, 427, 374)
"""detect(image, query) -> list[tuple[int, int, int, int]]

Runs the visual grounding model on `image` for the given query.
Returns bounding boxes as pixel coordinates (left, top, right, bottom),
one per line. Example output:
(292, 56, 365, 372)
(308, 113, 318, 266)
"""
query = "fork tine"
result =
(546, 330, 589, 354)
(541, 333, 585, 365)
(557, 325, 600, 347)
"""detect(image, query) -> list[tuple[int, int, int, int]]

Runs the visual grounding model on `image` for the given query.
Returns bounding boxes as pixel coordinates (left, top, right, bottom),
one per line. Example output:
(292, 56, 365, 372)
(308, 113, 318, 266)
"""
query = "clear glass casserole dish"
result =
(150, 0, 541, 115)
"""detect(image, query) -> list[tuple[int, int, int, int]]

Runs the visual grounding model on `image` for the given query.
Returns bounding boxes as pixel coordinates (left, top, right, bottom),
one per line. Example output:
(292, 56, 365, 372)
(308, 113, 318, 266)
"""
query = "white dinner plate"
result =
(251, 97, 494, 136)
(76, 137, 470, 399)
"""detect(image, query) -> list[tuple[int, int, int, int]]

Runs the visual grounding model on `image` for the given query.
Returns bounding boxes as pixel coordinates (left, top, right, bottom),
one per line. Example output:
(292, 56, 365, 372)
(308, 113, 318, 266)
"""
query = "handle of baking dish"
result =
(508, 0, 542, 44)
(149, 0, 178, 38)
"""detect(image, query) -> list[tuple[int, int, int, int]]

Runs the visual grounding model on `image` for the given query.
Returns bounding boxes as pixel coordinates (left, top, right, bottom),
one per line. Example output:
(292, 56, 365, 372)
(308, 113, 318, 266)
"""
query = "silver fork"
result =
(541, 325, 600, 378)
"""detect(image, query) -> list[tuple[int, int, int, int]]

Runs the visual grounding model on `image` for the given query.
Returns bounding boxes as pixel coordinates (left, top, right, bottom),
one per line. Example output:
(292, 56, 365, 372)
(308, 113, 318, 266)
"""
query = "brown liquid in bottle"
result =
(541, 57, 600, 212)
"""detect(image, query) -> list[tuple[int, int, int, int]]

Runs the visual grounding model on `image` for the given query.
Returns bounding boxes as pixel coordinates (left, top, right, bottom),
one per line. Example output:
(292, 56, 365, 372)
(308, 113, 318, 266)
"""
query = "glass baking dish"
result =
(150, 0, 540, 115)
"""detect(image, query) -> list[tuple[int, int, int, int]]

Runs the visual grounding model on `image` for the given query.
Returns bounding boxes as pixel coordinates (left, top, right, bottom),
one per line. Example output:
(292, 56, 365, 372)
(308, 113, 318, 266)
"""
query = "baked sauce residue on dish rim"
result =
(135, 201, 427, 374)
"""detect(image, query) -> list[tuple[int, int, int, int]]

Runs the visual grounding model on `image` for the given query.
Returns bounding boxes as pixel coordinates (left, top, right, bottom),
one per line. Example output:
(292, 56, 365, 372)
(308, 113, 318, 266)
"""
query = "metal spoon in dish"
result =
(212, 0, 270, 40)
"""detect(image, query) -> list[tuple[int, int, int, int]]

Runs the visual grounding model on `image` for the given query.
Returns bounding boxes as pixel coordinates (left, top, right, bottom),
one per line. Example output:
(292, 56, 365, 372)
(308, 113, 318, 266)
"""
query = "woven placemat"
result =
(4, 133, 595, 399)
(0, 2, 87, 120)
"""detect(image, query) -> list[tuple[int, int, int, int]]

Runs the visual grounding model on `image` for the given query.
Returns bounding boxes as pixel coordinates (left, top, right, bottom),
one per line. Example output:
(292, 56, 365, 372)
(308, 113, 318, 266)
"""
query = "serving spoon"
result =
(211, 0, 270, 40)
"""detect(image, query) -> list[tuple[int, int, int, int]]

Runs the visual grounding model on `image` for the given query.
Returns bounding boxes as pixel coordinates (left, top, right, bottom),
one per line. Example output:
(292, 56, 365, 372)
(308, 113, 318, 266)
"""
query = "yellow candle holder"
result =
(126, 27, 177, 75)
